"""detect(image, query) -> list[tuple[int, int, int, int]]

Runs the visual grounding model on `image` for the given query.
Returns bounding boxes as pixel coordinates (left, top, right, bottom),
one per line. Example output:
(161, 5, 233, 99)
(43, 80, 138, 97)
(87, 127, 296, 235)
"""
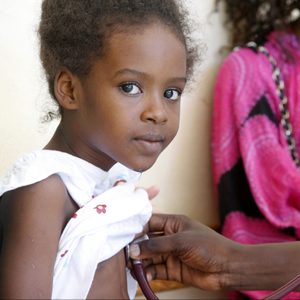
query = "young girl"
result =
(0, 0, 197, 298)
(212, 1, 300, 299)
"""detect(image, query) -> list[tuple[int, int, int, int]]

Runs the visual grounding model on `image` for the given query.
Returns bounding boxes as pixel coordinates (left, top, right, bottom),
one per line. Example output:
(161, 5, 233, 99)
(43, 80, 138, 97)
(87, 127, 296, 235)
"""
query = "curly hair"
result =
(38, 0, 198, 120)
(215, 0, 300, 49)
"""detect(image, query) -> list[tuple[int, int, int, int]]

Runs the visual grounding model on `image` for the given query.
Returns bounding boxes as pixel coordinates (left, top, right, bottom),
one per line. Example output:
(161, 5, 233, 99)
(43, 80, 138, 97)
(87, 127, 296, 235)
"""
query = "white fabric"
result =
(0, 150, 152, 299)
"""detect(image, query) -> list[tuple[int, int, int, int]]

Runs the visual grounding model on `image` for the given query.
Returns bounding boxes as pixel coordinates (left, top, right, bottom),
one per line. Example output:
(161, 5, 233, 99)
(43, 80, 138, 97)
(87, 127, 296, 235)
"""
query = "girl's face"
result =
(73, 23, 187, 171)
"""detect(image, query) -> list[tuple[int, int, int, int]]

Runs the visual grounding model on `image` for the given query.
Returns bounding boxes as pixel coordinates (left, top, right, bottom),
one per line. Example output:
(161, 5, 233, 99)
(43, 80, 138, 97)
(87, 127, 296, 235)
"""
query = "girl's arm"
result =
(0, 174, 72, 298)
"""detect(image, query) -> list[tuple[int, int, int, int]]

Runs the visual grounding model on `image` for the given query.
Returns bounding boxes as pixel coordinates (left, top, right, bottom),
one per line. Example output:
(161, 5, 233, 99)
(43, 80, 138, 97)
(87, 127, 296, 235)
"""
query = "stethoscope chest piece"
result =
(126, 235, 159, 300)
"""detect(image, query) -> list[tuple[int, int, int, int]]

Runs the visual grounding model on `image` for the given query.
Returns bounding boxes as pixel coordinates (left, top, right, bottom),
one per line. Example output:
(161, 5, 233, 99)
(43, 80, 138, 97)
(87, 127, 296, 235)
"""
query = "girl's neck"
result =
(44, 124, 116, 171)
(44, 125, 78, 157)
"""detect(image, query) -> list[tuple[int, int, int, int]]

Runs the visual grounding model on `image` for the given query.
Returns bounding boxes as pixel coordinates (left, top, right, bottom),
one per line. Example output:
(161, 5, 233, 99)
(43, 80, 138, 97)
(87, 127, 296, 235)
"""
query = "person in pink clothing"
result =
(212, 1, 300, 299)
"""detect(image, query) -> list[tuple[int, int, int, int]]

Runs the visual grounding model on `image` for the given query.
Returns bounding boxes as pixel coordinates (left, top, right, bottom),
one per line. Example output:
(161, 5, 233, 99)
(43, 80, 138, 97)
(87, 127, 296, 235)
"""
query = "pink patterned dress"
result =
(212, 31, 300, 299)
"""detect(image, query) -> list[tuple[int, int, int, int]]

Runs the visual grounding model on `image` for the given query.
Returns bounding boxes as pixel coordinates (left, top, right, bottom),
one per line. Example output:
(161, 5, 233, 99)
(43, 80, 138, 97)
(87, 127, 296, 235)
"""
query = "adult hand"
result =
(130, 213, 300, 293)
(129, 213, 239, 290)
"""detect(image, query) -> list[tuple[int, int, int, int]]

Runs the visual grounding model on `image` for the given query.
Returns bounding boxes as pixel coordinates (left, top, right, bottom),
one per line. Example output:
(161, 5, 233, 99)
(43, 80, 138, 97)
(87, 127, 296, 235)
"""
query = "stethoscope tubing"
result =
(127, 234, 159, 300)
(132, 259, 159, 300)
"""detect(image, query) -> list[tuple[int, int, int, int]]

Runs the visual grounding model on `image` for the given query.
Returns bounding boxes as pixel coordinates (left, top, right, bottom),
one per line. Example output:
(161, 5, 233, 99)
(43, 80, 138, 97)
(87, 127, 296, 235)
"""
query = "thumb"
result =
(129, 235, 175, 259)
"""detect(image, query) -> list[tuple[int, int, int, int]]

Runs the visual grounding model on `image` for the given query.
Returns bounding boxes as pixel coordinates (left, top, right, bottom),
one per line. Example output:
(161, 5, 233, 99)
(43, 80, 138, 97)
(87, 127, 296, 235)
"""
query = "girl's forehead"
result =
(106, 23, 186, 60)
(87, 22, 187, 82)
(104, 21, 185, 50)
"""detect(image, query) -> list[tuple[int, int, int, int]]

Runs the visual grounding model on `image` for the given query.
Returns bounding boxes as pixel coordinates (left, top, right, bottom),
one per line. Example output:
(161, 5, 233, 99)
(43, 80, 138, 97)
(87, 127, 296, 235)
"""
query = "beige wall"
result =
(0, 0, 227, 227)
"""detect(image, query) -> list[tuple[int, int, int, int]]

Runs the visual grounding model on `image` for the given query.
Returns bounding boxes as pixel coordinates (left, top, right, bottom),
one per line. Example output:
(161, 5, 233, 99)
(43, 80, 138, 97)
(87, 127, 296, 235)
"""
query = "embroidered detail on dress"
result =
(94, 204, 107, 214)
(60, 250, 69, 257)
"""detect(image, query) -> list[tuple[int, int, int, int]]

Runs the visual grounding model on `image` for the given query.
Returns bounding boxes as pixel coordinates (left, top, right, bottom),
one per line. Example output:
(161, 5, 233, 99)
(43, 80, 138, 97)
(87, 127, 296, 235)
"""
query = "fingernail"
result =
(129, 244, 140, 257)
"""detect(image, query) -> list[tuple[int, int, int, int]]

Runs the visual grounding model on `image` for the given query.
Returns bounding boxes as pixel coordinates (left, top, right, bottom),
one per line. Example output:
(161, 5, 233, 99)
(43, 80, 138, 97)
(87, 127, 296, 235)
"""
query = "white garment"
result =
(0, 150, 152, 299)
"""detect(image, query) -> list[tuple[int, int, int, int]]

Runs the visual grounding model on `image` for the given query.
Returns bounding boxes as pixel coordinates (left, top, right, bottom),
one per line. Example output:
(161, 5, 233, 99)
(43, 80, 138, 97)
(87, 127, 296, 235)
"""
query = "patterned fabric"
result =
(212, 31, 300, 299)
(0, 150, 152, 299)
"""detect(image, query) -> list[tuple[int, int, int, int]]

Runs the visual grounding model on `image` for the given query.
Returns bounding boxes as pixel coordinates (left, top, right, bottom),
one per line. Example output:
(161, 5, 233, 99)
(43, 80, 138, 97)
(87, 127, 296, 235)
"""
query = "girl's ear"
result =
(54, 69, 80, 110)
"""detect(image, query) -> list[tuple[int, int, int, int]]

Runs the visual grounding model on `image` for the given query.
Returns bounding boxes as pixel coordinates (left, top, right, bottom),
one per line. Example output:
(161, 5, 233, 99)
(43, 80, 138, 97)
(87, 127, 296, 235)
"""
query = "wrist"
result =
(219, 242, 246, 290)
(223, 242, 300, 291)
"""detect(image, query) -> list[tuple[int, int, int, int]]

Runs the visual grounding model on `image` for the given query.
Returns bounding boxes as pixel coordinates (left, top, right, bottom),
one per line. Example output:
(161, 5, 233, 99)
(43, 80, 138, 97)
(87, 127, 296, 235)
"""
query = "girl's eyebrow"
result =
(113, 68, 147, 78)
(113, 68, 187, 83)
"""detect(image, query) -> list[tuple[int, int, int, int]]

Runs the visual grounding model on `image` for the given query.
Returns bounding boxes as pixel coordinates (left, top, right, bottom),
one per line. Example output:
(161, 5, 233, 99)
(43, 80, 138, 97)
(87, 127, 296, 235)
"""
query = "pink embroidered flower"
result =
(94, 204, 107, 214)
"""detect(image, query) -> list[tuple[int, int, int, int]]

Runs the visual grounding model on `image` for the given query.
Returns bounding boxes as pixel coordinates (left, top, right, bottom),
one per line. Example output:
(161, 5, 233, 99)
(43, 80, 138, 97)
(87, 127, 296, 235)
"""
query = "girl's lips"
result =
(133, 135, 165, 154)
(134, 133, 165, 143)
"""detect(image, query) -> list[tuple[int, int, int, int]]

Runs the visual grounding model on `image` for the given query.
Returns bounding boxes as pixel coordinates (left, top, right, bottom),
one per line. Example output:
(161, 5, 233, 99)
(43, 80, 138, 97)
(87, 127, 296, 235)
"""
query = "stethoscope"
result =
(126, 235, 159, 300)
(113, 179, 158, 299)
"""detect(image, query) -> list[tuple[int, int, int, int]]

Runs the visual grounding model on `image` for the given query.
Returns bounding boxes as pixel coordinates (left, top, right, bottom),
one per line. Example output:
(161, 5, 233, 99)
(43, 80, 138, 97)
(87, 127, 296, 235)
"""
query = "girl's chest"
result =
(87, 249, 129, 299)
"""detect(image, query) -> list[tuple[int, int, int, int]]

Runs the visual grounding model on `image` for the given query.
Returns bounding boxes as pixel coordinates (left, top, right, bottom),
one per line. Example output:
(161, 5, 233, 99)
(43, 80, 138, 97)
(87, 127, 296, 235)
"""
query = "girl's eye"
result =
(119, 83, 142, 95)
(164, 89, 181, 101)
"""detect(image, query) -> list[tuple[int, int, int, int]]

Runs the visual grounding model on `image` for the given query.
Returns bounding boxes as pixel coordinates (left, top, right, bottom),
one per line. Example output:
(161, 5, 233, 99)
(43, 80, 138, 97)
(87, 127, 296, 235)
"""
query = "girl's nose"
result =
(140, 94, 168, 124)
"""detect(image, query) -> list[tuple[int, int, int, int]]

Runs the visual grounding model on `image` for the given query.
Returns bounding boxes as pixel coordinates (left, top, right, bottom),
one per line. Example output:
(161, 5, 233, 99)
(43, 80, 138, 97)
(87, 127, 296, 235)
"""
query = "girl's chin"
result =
(126, 159, 157, 173)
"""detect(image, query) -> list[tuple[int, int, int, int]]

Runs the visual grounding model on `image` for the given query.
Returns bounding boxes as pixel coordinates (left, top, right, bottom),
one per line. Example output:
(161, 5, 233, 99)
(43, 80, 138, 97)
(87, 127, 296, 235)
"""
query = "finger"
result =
(147, 213, 184, 234)
(145, 213, 170, 233)
(145, 185, 159, 200)
(129, 235, 176, 259)
(139, 213, 183, 244)
(144, 263, 168, 281)
(144, 257, 185, 283)
(139, 223, 162, 239)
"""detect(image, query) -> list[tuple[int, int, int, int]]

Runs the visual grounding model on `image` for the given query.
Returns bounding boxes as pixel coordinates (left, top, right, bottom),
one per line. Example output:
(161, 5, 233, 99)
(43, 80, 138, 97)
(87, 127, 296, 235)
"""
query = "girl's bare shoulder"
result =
(0, 173, 77, 231)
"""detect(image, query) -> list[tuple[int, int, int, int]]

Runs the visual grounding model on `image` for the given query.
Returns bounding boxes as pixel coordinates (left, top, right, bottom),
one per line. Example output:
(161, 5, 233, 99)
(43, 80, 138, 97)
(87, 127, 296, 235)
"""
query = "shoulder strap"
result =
(247, 42, 300, 168)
